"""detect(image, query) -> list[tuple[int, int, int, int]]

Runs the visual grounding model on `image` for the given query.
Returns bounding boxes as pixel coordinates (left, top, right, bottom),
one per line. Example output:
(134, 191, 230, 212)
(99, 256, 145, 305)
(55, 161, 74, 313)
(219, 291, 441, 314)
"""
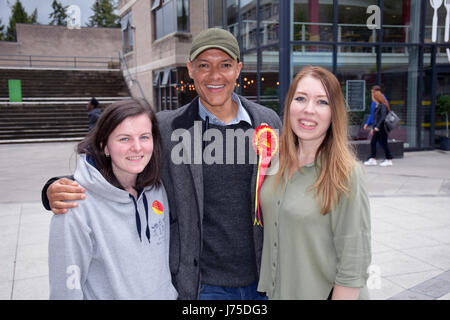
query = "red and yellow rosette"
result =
(252, 124, 279, 226)
(152, 200, 164, 215)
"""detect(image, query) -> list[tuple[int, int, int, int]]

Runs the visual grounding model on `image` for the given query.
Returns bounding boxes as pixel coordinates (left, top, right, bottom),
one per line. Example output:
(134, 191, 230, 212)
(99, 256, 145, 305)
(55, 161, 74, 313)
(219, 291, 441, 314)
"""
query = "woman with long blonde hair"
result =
(257, 66, 371, 300)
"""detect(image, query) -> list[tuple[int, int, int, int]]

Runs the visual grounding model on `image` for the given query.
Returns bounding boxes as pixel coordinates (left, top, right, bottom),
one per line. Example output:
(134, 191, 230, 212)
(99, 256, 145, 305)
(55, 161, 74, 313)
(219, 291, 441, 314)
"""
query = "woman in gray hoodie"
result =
(48, 99, 178, 300)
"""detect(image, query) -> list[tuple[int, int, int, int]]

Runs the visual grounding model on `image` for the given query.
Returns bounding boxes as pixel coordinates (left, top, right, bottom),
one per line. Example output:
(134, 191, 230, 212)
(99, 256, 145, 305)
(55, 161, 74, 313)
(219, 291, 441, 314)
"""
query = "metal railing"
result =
(228, 20, 449, 52)
(118, 50, 146, 101)
(0, 54, 120, 69)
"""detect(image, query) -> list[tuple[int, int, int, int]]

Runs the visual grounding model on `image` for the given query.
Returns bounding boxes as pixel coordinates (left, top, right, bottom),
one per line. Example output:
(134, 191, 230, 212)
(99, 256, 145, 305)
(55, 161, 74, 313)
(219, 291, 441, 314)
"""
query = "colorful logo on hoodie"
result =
(152, 200, 164, 215)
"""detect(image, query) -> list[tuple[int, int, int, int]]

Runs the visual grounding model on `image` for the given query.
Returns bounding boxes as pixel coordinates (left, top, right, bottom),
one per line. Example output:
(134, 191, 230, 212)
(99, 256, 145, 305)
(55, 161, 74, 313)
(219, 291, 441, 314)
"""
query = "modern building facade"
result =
(118, 0, 450, 150)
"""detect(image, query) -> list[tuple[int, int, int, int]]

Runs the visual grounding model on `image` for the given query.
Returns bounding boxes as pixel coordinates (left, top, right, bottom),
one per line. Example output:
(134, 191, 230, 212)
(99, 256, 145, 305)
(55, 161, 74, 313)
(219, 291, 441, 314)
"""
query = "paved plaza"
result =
(0, 142, 449, 300)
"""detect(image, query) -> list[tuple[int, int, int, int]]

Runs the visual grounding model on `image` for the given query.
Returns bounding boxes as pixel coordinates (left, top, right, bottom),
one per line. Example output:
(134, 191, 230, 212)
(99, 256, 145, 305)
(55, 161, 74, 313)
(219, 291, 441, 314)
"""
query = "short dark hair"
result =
(371, 85, 381, 92)
(77, 99, 162, 190)
(90, 97, 99, 108)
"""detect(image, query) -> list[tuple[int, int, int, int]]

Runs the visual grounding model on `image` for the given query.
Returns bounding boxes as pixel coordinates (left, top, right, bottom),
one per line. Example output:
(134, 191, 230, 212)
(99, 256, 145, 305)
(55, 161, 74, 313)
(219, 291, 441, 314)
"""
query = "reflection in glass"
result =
(260, 0, 279, 47)
(240, 0, 279, 50)
(225, 0, 238, 37)
(381, 46, 420, 148)
(337, 0, 378, 43)
(293, 0, 333, 42)
(241, 52, 258, 100)
(424, 0, 447, 43)
(261, 47, 280, 113)
(292, 45, 333, 77)
(209, 0, 223, 28)
(336, 46, 377, 136)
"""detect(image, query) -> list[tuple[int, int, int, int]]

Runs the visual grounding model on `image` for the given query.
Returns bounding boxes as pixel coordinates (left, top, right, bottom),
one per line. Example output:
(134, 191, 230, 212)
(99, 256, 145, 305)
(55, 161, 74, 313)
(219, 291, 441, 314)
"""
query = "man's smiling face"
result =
(187, 48, 242, 112)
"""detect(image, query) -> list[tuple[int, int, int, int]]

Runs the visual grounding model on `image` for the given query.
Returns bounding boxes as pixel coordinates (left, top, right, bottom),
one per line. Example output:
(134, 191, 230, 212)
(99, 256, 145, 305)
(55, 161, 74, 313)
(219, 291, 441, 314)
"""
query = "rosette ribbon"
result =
(252, 124, 279, 226)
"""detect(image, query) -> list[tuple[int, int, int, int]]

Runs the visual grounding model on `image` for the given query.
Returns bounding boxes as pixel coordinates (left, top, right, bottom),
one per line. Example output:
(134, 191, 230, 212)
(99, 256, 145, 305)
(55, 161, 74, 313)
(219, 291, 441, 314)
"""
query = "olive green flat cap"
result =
(189, 28, 240, 62)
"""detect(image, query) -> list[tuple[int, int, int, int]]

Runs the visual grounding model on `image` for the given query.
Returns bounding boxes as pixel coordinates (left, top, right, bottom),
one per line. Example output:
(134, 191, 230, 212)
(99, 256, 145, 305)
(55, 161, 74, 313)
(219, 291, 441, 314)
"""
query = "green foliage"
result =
(437, 95, 450, 137)
(49, 0, 68, 26)
(5, 0, 37, 41)
(436, 95, 450, 117)
(0, 19, 5, 40)
(87, 0, 120, 28)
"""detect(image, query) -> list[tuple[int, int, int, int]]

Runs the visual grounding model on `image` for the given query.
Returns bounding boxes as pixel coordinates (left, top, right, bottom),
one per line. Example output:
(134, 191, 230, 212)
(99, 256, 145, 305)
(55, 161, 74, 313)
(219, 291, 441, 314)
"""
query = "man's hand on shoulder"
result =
(47, 178, 86, 214)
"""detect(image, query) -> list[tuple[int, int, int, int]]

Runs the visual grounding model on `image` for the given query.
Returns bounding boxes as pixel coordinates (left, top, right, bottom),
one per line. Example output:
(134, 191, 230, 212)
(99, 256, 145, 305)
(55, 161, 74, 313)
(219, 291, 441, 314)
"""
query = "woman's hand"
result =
(331, 285, 360, 300)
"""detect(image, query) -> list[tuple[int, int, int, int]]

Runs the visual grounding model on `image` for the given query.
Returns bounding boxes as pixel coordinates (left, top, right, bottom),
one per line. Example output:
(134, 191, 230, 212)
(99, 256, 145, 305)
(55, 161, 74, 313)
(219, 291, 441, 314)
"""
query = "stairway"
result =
(0, 68, 131, 143)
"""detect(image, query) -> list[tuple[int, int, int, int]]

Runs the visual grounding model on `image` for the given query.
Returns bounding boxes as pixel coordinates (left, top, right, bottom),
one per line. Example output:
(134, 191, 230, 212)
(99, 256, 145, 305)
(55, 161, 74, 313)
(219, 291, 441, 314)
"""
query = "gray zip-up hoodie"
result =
(48, 154, 178, 300)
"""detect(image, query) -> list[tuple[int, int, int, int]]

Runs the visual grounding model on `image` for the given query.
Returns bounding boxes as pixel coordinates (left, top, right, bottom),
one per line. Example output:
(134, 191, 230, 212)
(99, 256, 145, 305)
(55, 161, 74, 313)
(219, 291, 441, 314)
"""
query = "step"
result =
(0, 137, 84, 144)
(0, 124, 88, 129)
(0, 128, 88, 134)
(0, 132, 88, 139)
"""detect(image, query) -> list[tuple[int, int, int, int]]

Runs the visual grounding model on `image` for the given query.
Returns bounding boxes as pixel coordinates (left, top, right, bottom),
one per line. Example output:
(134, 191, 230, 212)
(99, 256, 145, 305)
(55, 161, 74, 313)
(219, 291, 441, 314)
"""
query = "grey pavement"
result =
(0, 142, 449, 300)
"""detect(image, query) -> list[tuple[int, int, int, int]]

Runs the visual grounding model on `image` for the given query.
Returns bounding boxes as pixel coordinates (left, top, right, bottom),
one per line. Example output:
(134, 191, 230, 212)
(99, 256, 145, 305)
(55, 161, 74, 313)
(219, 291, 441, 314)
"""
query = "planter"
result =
(439, 136, 450, 151)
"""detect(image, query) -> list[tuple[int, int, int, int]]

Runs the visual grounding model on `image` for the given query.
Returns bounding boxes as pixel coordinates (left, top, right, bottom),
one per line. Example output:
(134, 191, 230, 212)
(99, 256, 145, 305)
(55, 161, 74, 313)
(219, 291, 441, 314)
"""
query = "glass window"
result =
(152, 0, 189, 40)
(177, 0, 189, 32)
(293, 0, 333, 42)
(381, 45, 420, 148)
(154, 67, 196, 111)
(209, 0, 223, 28)
(337, 0, 378, 43)
(261, 47, 280, 113)
(260, 0, 279, 47)
(424, 0, 447, 43)
(241, 0, 258, 50)
(292, 45, 333, 76)
(241, 51, 258, 100)
(336, 45, 377, 136)
(121, 12, 133, 54)
(383, 0, 422, 44)
(422, 47, 450, 149)
(225, 0, 238, 37)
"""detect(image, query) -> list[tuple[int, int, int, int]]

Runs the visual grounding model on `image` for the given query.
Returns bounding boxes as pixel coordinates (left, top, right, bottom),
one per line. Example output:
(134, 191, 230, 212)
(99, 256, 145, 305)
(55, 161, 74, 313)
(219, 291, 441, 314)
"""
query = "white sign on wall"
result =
(67, 5, 81, 29)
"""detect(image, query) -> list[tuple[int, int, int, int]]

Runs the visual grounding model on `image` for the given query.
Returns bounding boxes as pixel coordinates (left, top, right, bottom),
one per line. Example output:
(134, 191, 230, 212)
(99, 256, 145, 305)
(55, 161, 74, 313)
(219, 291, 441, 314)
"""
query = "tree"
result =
(49, 0, 68, 26)
(0, 19, 5, 41)
(5, 0, 37, 41)
(87, 0, 120, 28)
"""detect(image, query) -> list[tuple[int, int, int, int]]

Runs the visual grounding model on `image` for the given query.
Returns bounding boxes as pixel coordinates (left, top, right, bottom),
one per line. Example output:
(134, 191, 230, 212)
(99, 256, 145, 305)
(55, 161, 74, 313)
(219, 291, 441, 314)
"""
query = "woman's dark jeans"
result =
(369, 126, 393, 160)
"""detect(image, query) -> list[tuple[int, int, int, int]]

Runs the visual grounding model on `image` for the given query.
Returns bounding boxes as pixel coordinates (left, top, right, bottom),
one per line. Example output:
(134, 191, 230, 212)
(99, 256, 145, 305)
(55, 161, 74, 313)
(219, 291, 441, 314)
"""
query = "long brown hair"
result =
(77, 99, 162, 191)
(372, 90, 390, 111)
(275, 66, 357, 215)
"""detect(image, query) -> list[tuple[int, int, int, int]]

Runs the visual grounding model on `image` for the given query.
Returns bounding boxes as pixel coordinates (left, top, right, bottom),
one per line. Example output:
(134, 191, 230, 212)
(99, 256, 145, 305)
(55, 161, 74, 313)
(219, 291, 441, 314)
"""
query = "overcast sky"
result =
(0, 0, 98, 28)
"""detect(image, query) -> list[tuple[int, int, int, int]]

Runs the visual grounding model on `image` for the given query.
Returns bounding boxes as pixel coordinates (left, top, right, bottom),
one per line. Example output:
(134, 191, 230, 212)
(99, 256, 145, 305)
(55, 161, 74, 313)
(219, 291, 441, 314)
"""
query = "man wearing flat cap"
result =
(41, 28, 282, 300)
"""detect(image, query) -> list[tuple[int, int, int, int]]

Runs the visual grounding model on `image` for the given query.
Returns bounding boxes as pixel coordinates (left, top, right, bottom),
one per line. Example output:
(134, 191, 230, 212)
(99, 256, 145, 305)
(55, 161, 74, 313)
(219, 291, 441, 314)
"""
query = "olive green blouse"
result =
(257, 161, 371, 300)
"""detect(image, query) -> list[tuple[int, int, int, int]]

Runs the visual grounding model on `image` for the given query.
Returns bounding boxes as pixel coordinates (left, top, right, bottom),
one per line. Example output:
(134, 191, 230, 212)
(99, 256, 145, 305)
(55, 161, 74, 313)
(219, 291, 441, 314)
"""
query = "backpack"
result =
(384, 110, 400, 132)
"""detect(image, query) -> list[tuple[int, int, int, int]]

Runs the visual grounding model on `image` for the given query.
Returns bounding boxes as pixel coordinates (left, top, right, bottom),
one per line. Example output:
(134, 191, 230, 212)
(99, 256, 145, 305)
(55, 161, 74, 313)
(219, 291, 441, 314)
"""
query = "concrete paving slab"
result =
(403, 245, 450, 271)
(0, 142, 78, 203)
(0, 281, 12, 300)
(416, 226, 450, 245)
(385, 270, 444, 290)
(0, 261, 14, 283)
(409, 278, 450, 298)
(372, 240, 395, 254)
(374, 229, 441, 250)
(389, 290, 435, 300)
(11, 276, 49, 300)
(368, 277, 405, 300)
(376, 213, 447, 231)
(16, 242, 48, 262)
(13, 257, 48, 281)
(0, 203, 21, 218)
(438, 292, 450, 300)
(371, 250, 440, 277)
(371, 217, 400, 234)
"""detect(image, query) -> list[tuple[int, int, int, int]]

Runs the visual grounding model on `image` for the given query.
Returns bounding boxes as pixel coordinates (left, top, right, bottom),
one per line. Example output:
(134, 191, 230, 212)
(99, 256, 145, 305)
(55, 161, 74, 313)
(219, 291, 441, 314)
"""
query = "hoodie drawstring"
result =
(130, 194, 151, 243)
